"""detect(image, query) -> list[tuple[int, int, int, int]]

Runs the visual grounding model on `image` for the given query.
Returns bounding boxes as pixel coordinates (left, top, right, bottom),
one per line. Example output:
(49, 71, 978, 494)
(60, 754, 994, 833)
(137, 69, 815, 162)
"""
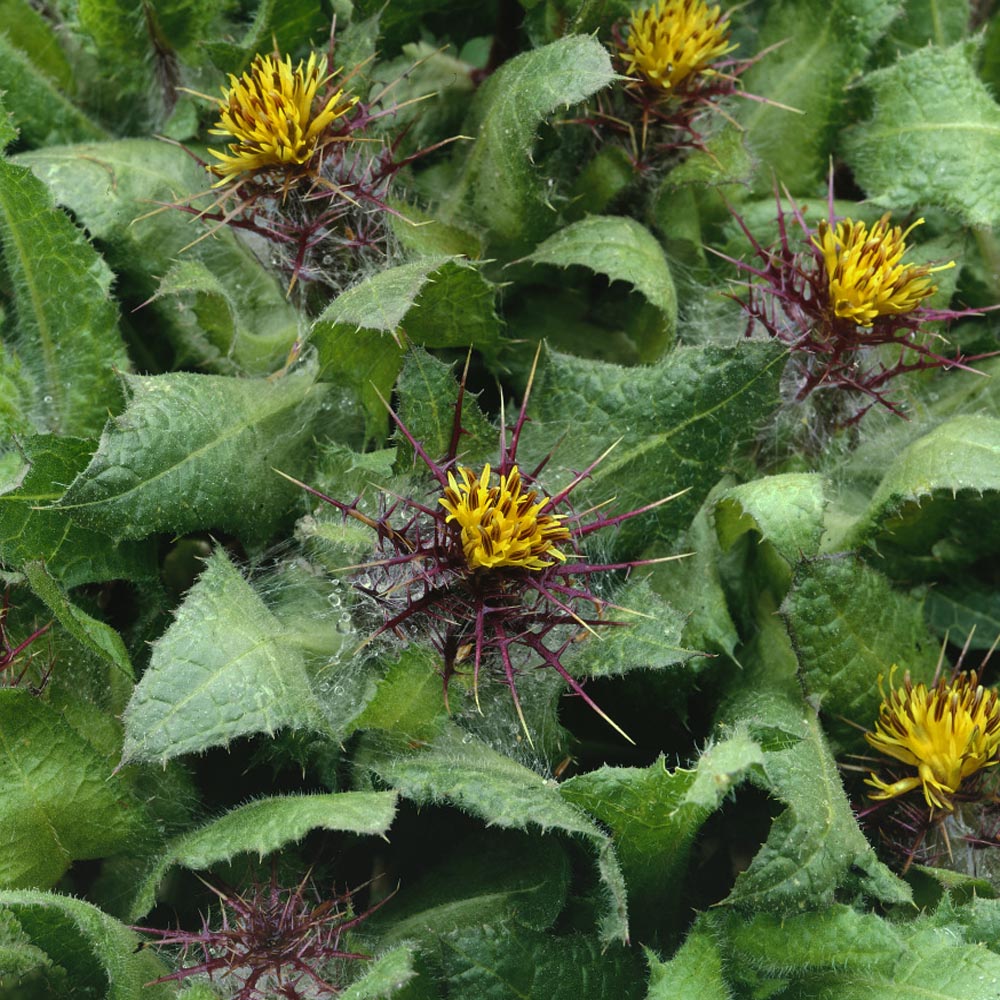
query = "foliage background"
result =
(3, 0, 1000, 997)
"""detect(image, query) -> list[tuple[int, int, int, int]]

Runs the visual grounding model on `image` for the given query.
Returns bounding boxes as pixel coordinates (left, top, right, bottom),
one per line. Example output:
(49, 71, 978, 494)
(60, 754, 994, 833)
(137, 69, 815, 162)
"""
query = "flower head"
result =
(621, 0, 737, 97)
(208, 52, 357, 184)
(865, 668, 1000, 814)
(718, 175, 990, 425)
(813, 215, 952, 326)
(283, 351, 682, 744)
(439, 464, 570, 572)
(137, 868, 383, 999)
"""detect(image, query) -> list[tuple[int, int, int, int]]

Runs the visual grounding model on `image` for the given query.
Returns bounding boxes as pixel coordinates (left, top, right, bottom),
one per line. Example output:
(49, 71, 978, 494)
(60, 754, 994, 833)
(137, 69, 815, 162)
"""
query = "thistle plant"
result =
(577, 0, 779, 171)
(720, 177, 992, 425)
(283, 352, 683, 744)
(172, 39, 445, 300)
(136, 869, 381, 999)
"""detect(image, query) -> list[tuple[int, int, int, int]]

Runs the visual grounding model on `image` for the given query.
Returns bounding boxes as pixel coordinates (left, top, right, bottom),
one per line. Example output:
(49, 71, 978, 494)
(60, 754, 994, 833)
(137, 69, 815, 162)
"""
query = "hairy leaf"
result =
(311, 258, 501, 437)
(130, 791, 398, 919)
(58, 368, 326, 544)
(844, 43, 1000, 226)
(358, 725, 630, 944)
(521, 216, 677, 358)
(782, 556, 939, 742)
(0, 435, 154, 586)
(122, 548, 323, 765)
(0, 158, 126, 437)
(442, 35, 616, 254)
(0, 690, 139, 889)
(0, 890, 172, 1000)
(562, 728, 762, 936)
(528, 343, 786, 557)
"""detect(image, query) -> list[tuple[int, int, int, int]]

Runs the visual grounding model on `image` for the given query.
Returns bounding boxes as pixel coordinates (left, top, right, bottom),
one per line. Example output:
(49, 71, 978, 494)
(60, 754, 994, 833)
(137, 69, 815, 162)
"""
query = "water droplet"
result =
(461, 732, 473, 744)
(333, 685, 345, 696)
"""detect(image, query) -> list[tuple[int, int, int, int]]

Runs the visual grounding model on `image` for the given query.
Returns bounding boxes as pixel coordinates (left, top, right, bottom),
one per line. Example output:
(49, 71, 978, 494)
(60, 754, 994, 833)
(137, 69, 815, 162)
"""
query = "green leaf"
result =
(0, 435, 154, 586)
(358, 725, 630, 944)
(0, 889, 172, 1000)
(146, 259, 299, 375)
(0, 0, 75, 92)
(15, 139, 300, 374)
(121, 548, 323, 765)
(843, 42, 1000, 227)
(878, 0, 971, 50)
(520, 216, 678, 359)
(716, 473, 828, 565)
(393, 348, 496, 470)
(925, 582, 1000, 650)
(437, 922, 644, 1000)
(202, 0, 332, 72)
(22, 561, 133, 688)
(372, 832, 570, 946)
(129, 790, 398, 919)
(441, 35, 616, 254)
(722, 612, 909, 913)
(0, 158, 127, 438)
(0, 36, 105, 149)
(738, 0, 898, 191)
(0, 690, 139, 889)
(561, 728, 763, 936)
(348, 646, 449, 742)
(341, 946, 416, 1000)
(781, 556, 939, 741)
(311, 257, 501, 438)
(57, 368, 327, 544)
(528, 343, 786, 557)
(561, 579, 694, 681)
(644, 922, 730, 1000)
(841, 415, 1000, 553)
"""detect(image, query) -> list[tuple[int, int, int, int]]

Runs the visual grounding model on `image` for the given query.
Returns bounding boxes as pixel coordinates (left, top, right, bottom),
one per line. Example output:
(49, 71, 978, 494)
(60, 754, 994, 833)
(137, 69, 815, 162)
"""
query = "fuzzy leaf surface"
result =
(340, 945, 416, 1000)
(0, 158, 127, 438)
(716, 473, 827, 565)
(312, 258, 500, 436)
(0, 35, 105, 149)
(0, 890, 172, 1000)
(0, 435, 154, 586)
(372, 833, 570, 946)
(738, 0, 897, 190)
(781, 556, 939, 740)
(722, 613, 908, 913)
(841, 415, 1000, 554)
(57, 368, 326, 543)
(443, 35, 616, 253)
(844, 42, 1000, 226)
(130, 791, 398, 919)
(437, 921, 644, 1000)
(561, 729, 762, 935)
(521, 216, 678, 351)
(644, 924, 729, 1000)
(15, 139, 300, 374)
(529, 343, 786, 556)
(121, 548, 322, 765)
(359, 725, 629, 944)
(0, 690, 139, 889)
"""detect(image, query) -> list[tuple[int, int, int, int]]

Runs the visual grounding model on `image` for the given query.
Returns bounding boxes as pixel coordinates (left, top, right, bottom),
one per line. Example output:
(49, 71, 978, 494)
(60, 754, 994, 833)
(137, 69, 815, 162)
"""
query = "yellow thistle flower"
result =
(439, 465, 571, 572)
(812, 215, 955, 326)
(866, 668, 1000, 814)
(621, 0, 737, 96)
(208, 52, 357, 184)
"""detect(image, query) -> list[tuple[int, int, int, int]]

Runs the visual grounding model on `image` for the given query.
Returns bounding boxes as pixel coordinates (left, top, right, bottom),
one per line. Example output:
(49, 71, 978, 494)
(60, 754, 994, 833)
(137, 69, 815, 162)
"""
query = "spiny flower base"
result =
(719, 177, 993, 425)
(136, 870, 382, 999)
(283, 351, 681, 745)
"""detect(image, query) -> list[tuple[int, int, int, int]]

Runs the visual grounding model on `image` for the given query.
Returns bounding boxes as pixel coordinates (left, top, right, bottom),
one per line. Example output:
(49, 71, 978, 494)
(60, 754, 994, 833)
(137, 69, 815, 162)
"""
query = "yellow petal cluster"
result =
(439, 465, 571, 572)
(866, 668, 1000, 813)
(812, 215, 954, 326)
(621, 0, 737, 95)
(208, 52, 357, 183)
